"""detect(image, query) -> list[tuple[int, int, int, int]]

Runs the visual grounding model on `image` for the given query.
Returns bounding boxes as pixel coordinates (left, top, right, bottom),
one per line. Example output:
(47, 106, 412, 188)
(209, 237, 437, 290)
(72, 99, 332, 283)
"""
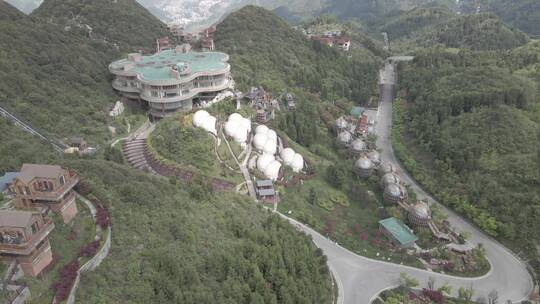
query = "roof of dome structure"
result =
(381, 173, 400, 186)
(257, 154, 275, 172)
(337, 131, 352, 144)
(379, 162, 394, 174)
(240, 118, 252, 132)
(255, 124, 269, 135)
(291, 154, 304, 172)
(367, 150, 381, 164)
(411, 201, 430, 219)
(263, 139, 277, 155)
(228, 113, 243, 122)
(281, 148, 295, 165)
(350, 139, 366, 152)
(201, 115, 217, 135)
(266, 130, 277, 140)
(355, 157, 374, 170)
(192, 110, 210, 127)
(384, 183, 402, 198)
(253, 133, 267, 151)
(232, 128, 247, 144)
(224, 120, 239, 137)
(335, 116, 348, 129)
(264, 160, 282, 181)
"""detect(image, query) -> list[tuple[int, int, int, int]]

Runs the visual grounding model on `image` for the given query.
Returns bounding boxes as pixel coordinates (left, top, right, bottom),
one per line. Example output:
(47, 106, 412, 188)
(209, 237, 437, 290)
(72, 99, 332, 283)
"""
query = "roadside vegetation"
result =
(394, 44, 540, 277)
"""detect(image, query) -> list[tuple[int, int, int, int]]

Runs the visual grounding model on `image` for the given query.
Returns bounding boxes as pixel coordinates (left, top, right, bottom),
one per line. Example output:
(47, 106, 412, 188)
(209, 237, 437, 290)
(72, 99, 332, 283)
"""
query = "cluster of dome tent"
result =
(254, 125, 304, 180)
(192, 110, 305, 181)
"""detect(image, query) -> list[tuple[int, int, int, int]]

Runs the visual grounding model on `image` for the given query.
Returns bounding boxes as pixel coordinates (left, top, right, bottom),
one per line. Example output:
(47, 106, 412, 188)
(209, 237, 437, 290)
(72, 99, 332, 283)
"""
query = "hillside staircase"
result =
(121, 139, 156, 174)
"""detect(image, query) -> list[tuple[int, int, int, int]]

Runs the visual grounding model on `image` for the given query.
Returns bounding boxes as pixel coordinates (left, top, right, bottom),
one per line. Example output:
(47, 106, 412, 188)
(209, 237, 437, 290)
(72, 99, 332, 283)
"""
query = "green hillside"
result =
(0, 0, 169, 144)
(0, 121, 333, 304)
(375, 6, 454, 39)
(215, 5, 381, 103)
(0, 9, 120, 142)
(0, 0, 26, 19)
(407, 13, 529, 50)
(395, 46, 540, 273)
(490, 0, 540, 37)
(323, 0, 456, 24)
(32, 0, 168, 52)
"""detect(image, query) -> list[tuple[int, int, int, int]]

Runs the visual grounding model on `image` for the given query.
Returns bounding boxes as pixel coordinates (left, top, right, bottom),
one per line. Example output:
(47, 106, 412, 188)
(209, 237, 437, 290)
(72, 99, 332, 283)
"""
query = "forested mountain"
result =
(215, 5, 381, 103)
(1, 0, 25, 19)
(0, 2, 119, 142)
(32, 0, 168, 51)
(395, 46, 540, 273)
(322, 0, 455, 24)
(406, 13, 529, 51)
(0, 0, 168, 144)
(489, 0, 540, 37)
(375, 6, 454, 39)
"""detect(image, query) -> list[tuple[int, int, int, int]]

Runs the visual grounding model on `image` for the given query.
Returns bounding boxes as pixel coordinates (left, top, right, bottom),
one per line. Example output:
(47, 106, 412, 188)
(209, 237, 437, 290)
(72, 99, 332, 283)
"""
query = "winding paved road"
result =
(276, 62, 534, 304)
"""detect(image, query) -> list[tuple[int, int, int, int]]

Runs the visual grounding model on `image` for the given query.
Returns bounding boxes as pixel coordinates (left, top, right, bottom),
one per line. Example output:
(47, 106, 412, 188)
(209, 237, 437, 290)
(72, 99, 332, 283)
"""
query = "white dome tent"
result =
(255, 125, 269, 135)
(264, 160, 282, 181)
(291, 153, 304, 173)
(263, 139, 277, 155)
(253, 133, 267, 151)
(257, 153, 275, 172)
(224, 113, 251, 145)
(252, 125, 279, 155)
(192, 110, 217, 135)
(280, 148, 295, 165)
(279, 147, 304, 173)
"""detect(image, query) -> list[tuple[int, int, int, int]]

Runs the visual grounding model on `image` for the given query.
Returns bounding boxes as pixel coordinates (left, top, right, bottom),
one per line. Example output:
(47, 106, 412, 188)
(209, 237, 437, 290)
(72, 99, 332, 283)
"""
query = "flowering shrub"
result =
(422, 288, 444, 304)
(95, 204, 111, 229)
(78, 240, 100, 258)
(52, 260, 80, 301)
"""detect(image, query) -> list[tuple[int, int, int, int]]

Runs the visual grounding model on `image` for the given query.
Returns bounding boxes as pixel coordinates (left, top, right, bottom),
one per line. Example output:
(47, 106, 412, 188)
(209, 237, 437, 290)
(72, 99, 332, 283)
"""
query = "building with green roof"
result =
(109, 44, 232, 118)
(378, 217, 418, 248)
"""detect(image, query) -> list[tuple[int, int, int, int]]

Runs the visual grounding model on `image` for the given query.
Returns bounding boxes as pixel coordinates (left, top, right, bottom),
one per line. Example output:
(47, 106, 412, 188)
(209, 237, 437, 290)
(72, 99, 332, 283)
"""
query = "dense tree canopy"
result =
(408, 13, 529, 51)
(215, 6, 381, 104)
(396, 47, 540, 275)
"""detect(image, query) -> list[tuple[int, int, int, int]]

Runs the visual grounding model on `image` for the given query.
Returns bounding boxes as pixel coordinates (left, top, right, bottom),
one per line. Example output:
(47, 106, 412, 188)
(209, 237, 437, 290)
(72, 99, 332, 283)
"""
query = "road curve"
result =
(273, 62, 533, 304)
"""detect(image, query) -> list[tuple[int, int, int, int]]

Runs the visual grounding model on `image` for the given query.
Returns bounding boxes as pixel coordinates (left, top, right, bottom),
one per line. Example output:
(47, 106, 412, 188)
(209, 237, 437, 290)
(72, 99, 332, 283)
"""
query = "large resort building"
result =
(109, 45, 232, 118)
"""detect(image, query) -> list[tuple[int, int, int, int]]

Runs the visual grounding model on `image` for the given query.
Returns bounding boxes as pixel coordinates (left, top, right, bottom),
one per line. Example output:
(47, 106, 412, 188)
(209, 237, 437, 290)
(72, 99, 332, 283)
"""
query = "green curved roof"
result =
(113, 50, 229, 81)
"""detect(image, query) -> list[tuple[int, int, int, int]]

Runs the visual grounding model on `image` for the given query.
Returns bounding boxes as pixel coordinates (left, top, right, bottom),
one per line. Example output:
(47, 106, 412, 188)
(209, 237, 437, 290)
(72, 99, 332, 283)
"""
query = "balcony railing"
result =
(19, 173, 79, 201)
(0, 220, 54, 256)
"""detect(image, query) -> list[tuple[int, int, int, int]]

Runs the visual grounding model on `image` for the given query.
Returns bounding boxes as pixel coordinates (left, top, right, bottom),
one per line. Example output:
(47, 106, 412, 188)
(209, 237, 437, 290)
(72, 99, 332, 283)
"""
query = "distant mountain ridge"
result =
(7, 0, 540, 37)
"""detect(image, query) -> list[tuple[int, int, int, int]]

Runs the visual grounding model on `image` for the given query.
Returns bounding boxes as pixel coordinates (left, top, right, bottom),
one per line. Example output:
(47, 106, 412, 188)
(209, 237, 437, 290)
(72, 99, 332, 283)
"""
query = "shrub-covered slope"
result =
(215, 5, 381, 103)
(411, 13, 529, 50)
(32, 0, 168, 51)
(0, 114, 333, 304)
(396, 47, 540, 273)
(375, 6, 454, 39)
